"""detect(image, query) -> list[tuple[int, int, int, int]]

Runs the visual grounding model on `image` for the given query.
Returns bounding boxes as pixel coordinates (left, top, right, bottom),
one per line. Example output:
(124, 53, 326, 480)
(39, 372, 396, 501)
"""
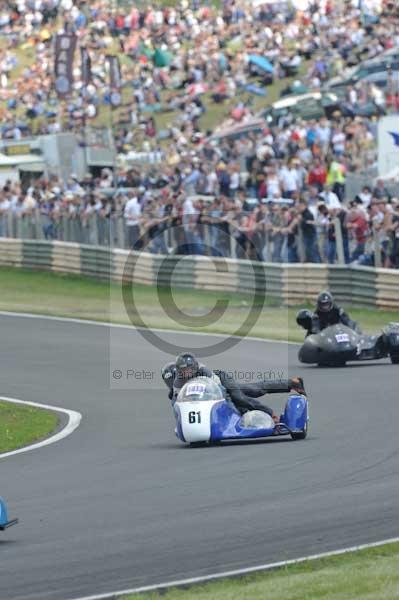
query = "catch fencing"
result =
(0, 207, 388, 267)
(0, 238, 398, 310)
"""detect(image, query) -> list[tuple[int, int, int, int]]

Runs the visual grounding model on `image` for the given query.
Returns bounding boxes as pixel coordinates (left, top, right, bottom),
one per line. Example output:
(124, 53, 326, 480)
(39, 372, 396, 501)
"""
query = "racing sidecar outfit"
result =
(162, 362, 303, 417)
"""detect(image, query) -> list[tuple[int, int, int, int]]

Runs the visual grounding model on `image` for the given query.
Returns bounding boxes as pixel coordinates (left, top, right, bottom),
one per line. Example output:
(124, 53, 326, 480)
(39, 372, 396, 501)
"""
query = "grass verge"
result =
(0, 266, 398, 343)
(122, 541, 399, 600)
(0, 399, 59, 453)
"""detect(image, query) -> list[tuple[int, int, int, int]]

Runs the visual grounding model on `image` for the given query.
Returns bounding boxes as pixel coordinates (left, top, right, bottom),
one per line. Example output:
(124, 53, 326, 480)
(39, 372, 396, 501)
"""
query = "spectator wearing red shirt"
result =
(307, 159, 327, 192)
(347, 205, 369, 261)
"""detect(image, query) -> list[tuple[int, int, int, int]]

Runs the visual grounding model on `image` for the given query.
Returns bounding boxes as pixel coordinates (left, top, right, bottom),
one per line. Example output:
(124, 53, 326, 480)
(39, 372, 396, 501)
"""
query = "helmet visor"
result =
(318, 299, 332, 312)
(177, 366, 197, 380)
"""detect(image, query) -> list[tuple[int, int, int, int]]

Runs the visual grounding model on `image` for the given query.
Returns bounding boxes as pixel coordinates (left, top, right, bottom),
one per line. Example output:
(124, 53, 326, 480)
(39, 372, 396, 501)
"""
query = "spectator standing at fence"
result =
(387, 200, 399, 268)
(182, 195, 203, 254)
(252, 202, 268, 261)
(335, 205, 350, 264)
(297, 198, 320, 263)
(40, 196, 56, 240)
(368, 201, 386, 264)
(325, 206, 341, 265)
(208, 197, 223, 256)
(235, 213, 252, 259)
(124, 192, 142, 250)
(380, 201, 393, 266)
(316, 203, 330, 262)
(319, 184, 341, 210)
(358, 186, 373, 208)
(270, 203, 285, 263)
(147, 202, 169, 255)
(373, 178, 391, 201)
(347, 204, 369, 262)
(286, 207, 299, 263)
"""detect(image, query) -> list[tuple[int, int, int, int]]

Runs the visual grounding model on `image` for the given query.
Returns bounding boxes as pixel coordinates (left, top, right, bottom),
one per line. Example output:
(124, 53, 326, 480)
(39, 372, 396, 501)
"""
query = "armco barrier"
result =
(52, 241, 81, 275)
(0, 238, 23, 268)
(283, 264, 329, 306)
(376, 269, 399, 310)
(0, 238, 398, 310)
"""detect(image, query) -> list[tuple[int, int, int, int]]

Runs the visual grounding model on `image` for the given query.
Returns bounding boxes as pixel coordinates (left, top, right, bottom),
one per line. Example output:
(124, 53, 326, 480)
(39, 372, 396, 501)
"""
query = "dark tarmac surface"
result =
(1, 314, 398, 600)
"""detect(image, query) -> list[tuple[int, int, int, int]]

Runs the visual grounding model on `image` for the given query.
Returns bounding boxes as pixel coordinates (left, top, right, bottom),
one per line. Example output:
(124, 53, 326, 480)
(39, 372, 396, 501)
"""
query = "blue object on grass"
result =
(244, 84, 267, 96)
(248, 54, 274, 74)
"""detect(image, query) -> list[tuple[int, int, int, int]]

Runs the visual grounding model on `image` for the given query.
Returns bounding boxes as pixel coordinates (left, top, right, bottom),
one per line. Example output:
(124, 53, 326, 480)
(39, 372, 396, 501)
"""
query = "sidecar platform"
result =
(0, 497, 18, 530)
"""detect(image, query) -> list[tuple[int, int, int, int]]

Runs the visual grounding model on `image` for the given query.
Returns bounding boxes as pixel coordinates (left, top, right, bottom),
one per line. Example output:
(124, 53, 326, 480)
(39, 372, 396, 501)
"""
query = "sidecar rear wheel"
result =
(291, 422, 308, 441)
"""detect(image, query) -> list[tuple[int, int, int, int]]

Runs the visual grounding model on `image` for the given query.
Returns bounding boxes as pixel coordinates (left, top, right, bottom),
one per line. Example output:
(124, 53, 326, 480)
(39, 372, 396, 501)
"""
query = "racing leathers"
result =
(161, 362, 304, 418)
(298, 292, 360, 336)
(312, 303, 360, 334)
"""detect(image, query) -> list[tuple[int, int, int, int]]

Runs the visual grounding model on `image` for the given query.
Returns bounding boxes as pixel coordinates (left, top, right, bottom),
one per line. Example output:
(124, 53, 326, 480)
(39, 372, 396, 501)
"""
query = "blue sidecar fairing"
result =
(209, 393, 308, 441)
(0, 497, 18, 530)
(174, 377, 308, 444)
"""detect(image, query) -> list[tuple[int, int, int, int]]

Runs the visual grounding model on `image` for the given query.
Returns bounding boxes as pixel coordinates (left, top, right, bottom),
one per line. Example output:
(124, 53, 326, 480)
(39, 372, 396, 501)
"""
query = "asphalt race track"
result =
(1, 313, 399, 600)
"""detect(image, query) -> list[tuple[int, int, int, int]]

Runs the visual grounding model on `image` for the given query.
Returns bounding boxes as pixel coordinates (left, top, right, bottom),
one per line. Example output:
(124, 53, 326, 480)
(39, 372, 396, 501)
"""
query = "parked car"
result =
(332, 84, 387, 118)
(260, 92, 340, 124)
(327, 47, 399, 91)
(210, 118, 265, 143)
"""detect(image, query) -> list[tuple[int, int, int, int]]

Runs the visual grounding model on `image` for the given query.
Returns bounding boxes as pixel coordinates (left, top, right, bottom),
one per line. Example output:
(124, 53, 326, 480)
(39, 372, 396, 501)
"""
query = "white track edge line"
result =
(71, 536, 399, 600)
(0, 396, 82, 459)
(0, 311, 299, 346)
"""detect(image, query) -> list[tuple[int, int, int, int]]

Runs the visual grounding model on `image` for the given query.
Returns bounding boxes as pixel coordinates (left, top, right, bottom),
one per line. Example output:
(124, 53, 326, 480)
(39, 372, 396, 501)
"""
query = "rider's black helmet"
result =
(296, 309, 313, 330)
(317, 291, 333, 313)
(161, 362, 175, 382)
(175, 352, 199, 381)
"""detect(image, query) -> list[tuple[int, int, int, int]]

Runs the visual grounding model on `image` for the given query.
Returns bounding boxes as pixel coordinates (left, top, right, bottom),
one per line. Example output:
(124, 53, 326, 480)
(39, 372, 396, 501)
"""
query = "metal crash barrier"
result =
(0, 206, 366, 266)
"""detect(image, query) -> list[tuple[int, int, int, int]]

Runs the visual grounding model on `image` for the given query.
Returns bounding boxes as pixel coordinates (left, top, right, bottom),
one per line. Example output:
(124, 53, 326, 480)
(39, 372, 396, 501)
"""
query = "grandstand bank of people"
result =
(0, 0, 398, 267)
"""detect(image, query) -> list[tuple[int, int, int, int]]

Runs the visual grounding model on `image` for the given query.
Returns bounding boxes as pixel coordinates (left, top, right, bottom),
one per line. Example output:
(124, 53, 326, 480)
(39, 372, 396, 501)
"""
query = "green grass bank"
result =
(0, 399, 59, 454)
(0, 266, 397, 343)
(122, 541, 399, 600)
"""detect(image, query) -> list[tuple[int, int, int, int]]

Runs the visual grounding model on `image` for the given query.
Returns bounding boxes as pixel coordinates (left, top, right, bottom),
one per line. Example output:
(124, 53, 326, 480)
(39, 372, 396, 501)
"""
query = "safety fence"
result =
(1, 238, 398, 310)
(0, 207, 390, 268)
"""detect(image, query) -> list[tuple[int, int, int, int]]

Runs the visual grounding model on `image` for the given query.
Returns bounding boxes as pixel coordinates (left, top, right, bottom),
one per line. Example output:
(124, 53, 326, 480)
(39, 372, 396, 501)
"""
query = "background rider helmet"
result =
(317, 291, 333, 313)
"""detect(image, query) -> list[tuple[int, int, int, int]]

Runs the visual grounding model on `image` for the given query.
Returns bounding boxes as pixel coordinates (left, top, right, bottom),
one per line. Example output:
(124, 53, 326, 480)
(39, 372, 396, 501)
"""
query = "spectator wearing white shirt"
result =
(319, 185, 341, 210)
(0, 195, 11, 236)
(358, 186, 373, 209)
(315, 120, 331, 154)
(229, 166, 240, 198)
(331, 128, 346, 157)
(124, 193, 142, 249)
(279, 164, 299, 199)
(182, 195, 202, 253)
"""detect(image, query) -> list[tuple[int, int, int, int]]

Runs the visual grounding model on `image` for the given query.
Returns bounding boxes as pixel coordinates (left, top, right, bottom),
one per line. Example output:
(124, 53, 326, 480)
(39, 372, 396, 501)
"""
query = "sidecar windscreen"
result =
(177, 377, 224, 402)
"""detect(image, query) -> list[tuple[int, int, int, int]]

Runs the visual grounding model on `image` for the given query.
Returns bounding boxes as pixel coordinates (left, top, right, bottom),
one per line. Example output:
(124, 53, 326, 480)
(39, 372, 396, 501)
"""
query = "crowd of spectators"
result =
(0, 0, 398, 267)
(0, 0, 398, 141)
(1, 170, 399, 267)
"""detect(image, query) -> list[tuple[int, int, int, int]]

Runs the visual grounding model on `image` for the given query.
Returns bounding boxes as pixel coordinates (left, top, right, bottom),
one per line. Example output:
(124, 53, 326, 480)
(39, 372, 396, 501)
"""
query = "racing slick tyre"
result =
(390, 353, 399, 365)
(291, 422, 308, 441)
(317, 360, 346, 367)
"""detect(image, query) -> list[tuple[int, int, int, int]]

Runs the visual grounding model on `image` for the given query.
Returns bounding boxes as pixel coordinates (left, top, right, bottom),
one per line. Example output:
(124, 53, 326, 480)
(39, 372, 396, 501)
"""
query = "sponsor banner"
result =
(54, 34, 77, 98)
(378, 115, 399, 177)
(106, 55, 122, 106)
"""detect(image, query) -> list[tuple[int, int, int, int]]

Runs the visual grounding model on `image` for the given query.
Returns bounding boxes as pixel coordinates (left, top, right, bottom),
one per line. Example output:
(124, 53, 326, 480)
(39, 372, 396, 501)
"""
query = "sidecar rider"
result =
(297, 290, 360, 335)
(161, 352, 306, 423)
